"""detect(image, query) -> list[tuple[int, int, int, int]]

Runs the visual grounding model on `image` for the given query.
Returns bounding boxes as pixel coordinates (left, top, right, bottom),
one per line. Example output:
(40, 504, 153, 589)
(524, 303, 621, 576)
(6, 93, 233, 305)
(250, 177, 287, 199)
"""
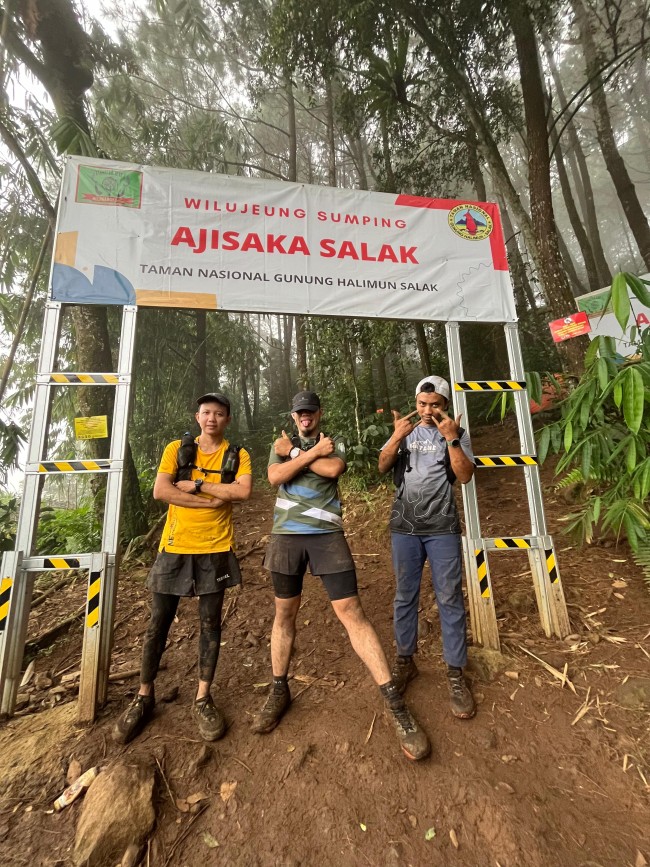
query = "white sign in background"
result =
(52, 156, 517, 322)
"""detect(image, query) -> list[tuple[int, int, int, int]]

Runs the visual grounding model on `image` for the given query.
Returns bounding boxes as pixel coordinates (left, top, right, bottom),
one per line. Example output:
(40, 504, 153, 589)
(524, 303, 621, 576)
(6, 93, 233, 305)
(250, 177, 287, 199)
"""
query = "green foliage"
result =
(36, 506, 102, 556)
(0, 495, 18, 553)
(539, 315, 650, 561)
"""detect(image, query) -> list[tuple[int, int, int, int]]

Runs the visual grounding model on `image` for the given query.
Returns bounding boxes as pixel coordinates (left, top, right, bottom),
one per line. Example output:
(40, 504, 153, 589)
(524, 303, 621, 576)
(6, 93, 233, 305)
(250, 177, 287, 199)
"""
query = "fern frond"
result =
(554, 468, 584, 491)
(631, 536, 650, 594)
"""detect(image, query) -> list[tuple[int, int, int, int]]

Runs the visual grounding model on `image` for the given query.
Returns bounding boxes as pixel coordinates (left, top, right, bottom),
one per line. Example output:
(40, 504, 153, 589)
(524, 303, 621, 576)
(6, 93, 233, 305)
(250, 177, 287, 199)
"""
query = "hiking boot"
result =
(192, 695, 226, 741)
(385, 699, 431, 761)
(447, 669, 476, 719)
(251, 686, 291, 734)
(390, 655, 418, 695)
(113, 692, 155, 744)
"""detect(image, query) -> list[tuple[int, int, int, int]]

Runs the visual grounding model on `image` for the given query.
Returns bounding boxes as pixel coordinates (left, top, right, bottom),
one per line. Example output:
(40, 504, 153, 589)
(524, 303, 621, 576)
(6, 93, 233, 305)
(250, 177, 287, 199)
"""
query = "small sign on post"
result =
(548, 312, 591, 343)
(74, 415, 108, 440)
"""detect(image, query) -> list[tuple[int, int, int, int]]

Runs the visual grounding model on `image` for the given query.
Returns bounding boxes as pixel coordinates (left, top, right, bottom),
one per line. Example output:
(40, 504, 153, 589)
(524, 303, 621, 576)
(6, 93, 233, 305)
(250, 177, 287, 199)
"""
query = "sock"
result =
(273, 674, 288, 691)
(380, 681, 403, 708)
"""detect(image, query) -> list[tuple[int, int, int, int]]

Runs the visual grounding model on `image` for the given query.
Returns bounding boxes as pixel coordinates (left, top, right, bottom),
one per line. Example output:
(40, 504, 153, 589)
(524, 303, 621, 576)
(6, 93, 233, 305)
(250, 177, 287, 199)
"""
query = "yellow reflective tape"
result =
(88, 577, 101, 599)
(49, 558, 71, 569)
(86, 608, 99, 628)
(0, 577, 12, 593)
(486, 381, 502, 390)
(468, 382, 482, 390)
(501, 457, 516, 466)
(547, 552, 556, 570)
(0, 601, 9, 621)
(50, 373, 69, 383)
(523, 456, 537, 464)
(481, 458, 497, 467)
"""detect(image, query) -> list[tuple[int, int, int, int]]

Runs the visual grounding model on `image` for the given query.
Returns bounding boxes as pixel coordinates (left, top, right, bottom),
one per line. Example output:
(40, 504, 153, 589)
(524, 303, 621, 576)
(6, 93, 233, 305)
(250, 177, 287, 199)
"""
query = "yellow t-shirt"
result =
(157, 438, 252, 554)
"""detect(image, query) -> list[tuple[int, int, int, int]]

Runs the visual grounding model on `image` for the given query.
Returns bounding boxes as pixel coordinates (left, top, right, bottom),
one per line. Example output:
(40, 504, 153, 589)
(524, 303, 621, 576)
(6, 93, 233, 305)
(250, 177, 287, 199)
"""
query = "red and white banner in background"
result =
(548, 311, 592, 343)
(51, 156, 517, 322)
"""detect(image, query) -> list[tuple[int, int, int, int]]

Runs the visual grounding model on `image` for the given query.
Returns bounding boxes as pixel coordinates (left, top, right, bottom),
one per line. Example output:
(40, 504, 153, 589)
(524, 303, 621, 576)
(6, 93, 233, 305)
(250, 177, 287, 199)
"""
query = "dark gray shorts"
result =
(263, 532, 355, 577)
(146, 550, 242, 596)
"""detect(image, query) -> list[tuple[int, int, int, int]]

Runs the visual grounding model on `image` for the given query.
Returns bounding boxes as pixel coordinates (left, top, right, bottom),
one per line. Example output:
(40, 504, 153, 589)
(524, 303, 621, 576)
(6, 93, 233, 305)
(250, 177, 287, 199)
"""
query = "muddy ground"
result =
(1, 420, 649, 867)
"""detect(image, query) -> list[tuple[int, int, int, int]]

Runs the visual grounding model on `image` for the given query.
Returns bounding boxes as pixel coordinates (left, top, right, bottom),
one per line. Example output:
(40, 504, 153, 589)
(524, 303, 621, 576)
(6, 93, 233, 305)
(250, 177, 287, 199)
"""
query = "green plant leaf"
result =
(623, 367, 644, 434)
(624, 272, 650, 307)
(626, 439, 637, 474)
(564, 420, 573, 453)
(581, 441, 592, 481)
(596, 357, 609, 392)
(611, 273, 631, 331)
(537, 426, 551, 464)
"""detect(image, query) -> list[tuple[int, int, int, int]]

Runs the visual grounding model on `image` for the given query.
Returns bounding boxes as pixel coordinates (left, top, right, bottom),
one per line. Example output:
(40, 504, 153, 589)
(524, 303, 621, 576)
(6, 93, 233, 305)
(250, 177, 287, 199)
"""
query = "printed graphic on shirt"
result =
(387, 427, 473, 535)
(269, 435, 347, 534)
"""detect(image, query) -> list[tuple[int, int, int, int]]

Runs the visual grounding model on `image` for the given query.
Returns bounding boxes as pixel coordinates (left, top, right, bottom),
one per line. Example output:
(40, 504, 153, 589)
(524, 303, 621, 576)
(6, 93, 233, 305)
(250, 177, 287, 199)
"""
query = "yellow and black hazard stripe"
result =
(493, 538, 532, 549)
(48, 373, 119, 384)
(41, 557, 81, 569)
(545, 548, 558, 583)
(454, 380, 526, 392)
(475, 455, 538, 467)
(86, 570, 101, 628)
(0, 576, 12, 632)
(474, 548, 490, 597)
(38, 460, 111, 473)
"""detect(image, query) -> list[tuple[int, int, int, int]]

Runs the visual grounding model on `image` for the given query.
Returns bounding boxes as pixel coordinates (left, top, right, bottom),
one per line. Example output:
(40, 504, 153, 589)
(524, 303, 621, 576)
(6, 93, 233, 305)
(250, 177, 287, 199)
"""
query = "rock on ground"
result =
(73, 757, 156, 867)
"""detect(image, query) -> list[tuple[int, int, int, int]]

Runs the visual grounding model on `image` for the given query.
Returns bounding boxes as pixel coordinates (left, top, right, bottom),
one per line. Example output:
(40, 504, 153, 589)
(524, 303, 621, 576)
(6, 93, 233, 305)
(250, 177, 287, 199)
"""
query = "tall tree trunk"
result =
(572, 0, 650, 270)
(295, 316, 309, 388)
(466, 133, 487, 201)
(325, 77, 337, 187)
(360, 342, 377, 416)
(380, 115, 396, 193)
(194, 310, 207, 403)
(506, 0, 588, 372)
(374, 354, 391, 414)
(285, 76, 297, 183)
(282, 314, 294, 397)
(544, 40, 612, 285)
(414, 323, 432, 375)
(499, 200, 539, 318)
(552, 131, 600, 291)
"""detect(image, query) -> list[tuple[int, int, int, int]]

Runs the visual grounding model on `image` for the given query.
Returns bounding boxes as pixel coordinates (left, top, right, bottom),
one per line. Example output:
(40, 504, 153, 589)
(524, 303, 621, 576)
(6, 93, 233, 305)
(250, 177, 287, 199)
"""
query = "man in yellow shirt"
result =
(113, 393, 252, 744)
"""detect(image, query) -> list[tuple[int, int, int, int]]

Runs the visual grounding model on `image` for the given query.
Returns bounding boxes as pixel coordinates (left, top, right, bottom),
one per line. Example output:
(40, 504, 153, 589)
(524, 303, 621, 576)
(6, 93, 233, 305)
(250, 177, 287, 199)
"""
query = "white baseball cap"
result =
(415, 375, 450, 400)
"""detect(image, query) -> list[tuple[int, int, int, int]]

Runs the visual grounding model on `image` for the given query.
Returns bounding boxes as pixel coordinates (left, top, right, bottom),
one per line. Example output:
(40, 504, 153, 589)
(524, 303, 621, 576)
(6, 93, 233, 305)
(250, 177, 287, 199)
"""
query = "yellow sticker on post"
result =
(74, 415, 108, 439)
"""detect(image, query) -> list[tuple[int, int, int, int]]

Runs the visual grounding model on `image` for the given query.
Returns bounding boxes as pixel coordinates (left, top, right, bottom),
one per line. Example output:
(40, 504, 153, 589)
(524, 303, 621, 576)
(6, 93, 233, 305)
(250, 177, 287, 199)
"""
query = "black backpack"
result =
(175, 432, 241, 484)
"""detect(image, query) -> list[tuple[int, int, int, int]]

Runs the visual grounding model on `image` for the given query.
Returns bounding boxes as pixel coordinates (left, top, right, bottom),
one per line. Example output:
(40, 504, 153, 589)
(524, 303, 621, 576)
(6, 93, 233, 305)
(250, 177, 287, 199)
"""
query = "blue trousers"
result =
(391, 532, 467, 668)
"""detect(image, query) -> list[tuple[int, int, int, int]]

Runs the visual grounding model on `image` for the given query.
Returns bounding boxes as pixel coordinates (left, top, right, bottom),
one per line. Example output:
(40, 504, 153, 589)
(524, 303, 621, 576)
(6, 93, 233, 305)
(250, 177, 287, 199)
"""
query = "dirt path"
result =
(1, 422, 649, 866)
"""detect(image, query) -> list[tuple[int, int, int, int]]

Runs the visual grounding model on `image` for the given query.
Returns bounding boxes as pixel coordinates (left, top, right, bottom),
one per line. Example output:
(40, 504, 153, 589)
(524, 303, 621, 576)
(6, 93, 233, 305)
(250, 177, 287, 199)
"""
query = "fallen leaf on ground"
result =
(175, 798, 189, 812)
(202, 832, 219, 849)
(187, 791, 208, 805)
(408, 815, 417, 828)
(449, 829, 459, 849)
(220, 781, 237, 803)
(425, 827, 436, 841)
(359, 823, 367, 832)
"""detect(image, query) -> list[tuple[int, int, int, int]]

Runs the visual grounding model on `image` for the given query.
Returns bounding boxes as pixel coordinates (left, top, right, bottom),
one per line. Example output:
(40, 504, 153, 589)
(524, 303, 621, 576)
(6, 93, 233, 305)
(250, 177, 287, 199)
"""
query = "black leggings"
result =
(140, 590, 225, 685)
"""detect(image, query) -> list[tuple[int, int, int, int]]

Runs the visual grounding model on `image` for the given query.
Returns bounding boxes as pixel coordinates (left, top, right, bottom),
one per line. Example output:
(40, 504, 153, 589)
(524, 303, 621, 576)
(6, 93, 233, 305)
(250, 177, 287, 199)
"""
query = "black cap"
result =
(196, 392, 231, 413)
(291, 391, 321, 413)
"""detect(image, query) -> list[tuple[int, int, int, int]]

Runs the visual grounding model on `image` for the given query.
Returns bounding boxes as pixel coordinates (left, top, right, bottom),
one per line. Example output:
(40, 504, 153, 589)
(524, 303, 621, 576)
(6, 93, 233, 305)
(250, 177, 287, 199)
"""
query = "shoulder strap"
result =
(443, 427, 465, 484)
(175, 432, 197, 482)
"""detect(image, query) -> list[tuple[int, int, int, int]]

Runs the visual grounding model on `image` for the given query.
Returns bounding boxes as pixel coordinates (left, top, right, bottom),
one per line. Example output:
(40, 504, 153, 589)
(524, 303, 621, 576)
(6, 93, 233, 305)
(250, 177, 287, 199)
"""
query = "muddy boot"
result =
(447, 667, 476, 719)
(251, 684, 291, 734)
(381, 682, 430, 761)
(192, 695, 226, 741)
(112, 692, 155, 744)
(390, 655, 418, 695)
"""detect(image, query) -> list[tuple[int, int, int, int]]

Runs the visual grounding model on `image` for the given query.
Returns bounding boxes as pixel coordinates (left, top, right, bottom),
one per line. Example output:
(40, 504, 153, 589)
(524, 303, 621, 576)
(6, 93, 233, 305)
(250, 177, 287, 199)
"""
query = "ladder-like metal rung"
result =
(454, 380, 526, 392)
(484, 537, 542, 550)
(475, 454, 538, 467)
(27, 460, 123, 474)
(37, 373, 130, 385)
(22, 555, 93, 571)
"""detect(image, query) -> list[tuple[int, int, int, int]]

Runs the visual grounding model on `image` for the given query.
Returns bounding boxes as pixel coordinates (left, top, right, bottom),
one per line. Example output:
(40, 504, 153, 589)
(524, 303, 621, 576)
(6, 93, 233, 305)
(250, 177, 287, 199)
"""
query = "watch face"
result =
(289, 447, 301, 459)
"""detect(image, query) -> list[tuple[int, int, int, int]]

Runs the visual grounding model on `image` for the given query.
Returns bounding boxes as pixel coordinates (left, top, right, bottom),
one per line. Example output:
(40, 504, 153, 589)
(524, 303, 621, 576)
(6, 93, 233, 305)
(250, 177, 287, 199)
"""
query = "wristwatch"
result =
(289, 446, 301, 459)
(194, 478, 204, 493)
(447, 438, 461, 448)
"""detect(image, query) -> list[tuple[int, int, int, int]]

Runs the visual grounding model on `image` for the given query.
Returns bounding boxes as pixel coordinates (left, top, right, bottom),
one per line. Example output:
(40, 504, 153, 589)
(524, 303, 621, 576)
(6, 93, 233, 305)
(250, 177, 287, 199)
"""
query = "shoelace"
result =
(391, 704, 416, 734)
(449, 676, 467, 698)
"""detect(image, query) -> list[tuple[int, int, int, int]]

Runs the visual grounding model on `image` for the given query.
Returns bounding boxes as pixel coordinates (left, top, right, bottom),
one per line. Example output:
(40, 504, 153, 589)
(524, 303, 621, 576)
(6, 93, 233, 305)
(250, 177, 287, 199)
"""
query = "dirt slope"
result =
(1, 421, 649, 867)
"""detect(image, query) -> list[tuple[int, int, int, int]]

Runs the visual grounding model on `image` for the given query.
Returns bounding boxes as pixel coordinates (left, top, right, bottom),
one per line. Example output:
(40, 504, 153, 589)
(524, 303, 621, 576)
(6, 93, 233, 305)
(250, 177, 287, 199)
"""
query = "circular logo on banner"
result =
(448, 205, 493, 241)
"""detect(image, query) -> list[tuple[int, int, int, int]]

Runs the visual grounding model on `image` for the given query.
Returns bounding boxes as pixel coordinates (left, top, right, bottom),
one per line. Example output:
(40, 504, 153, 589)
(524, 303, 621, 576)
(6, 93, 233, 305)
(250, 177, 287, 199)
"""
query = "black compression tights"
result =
(140, 590, 226, 685)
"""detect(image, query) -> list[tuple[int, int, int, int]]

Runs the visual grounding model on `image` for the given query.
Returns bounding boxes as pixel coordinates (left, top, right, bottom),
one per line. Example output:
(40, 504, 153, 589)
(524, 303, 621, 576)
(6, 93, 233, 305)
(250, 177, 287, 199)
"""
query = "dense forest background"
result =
(0, 0, 649, 552)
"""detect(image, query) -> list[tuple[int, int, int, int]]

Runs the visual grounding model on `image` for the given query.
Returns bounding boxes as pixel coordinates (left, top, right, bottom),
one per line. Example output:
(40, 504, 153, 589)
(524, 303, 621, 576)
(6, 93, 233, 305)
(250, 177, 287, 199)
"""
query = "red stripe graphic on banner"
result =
(394, 194, 509, 271)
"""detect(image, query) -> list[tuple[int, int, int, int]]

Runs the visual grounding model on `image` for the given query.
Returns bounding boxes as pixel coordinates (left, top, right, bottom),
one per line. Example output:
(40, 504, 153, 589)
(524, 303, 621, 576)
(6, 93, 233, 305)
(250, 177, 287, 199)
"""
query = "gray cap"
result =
(415, 376, 450, 400)
(196, 392, 231, 413)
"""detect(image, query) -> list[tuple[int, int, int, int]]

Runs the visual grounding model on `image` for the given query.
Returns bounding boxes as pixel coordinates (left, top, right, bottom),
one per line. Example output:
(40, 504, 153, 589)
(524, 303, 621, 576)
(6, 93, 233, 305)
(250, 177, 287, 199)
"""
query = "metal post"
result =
(504, 323, 570, 638)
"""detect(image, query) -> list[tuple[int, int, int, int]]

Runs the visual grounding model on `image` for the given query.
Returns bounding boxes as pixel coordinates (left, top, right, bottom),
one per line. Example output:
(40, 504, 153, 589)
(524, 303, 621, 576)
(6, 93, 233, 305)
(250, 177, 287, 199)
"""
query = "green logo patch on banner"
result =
(76, 165, 143, 208)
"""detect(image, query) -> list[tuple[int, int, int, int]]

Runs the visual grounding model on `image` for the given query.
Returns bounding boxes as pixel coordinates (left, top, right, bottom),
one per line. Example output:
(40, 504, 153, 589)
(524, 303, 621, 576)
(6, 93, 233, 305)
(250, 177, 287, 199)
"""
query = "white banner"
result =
(52, 156, 516, 322)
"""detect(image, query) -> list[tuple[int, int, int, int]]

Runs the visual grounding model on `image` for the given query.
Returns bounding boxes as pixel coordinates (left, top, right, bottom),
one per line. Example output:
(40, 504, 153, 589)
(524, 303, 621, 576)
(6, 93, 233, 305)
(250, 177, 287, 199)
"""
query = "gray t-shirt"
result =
(386, 425, 474, 535)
